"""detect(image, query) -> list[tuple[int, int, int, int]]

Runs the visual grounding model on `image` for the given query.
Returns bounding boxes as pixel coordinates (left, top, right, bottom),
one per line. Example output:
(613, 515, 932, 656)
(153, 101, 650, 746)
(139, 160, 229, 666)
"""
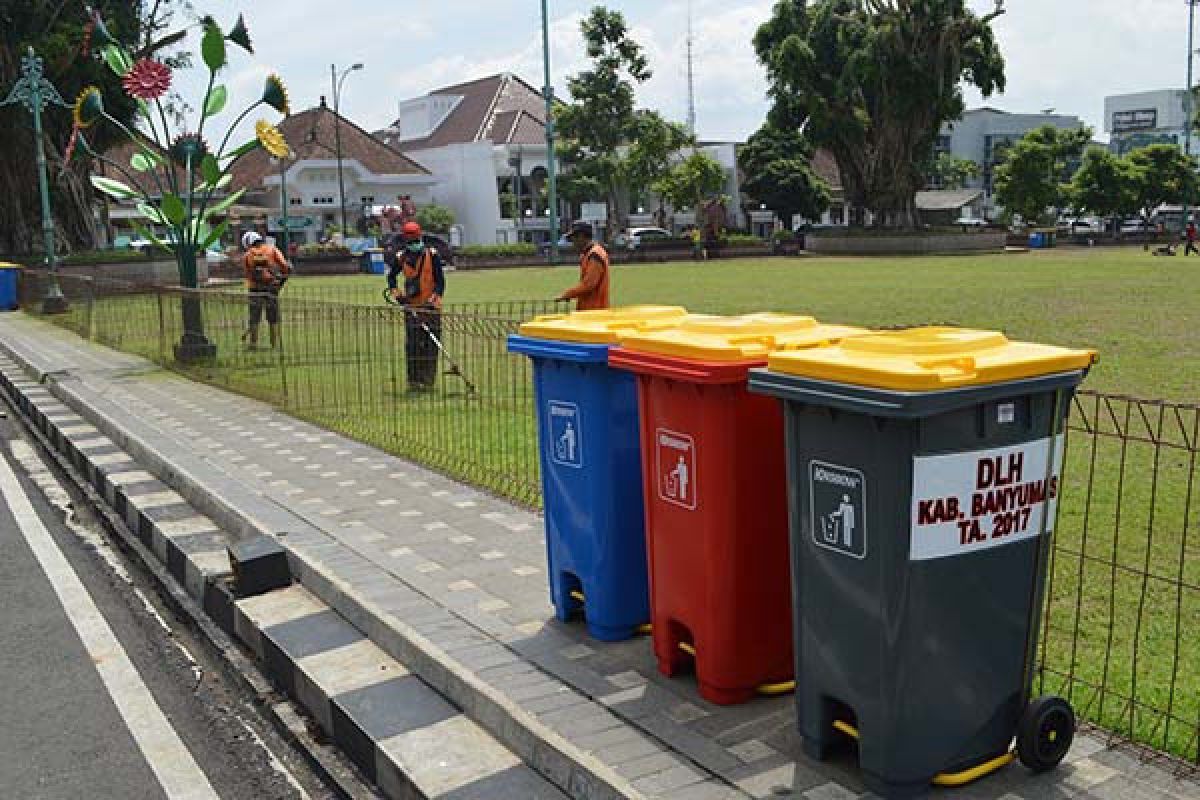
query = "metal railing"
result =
(14, 269, 1200, 770)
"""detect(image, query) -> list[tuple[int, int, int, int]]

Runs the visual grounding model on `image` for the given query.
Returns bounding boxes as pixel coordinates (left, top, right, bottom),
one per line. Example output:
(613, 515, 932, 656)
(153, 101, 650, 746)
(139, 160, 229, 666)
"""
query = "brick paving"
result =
(1, 313, 1197, 800)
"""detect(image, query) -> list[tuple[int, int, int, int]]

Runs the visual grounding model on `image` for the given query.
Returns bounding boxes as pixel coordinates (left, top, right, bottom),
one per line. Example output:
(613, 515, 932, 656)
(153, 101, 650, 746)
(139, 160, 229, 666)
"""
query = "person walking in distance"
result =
(556, 221, 610, 310)
(241, 231, 291, 350)
(1186, 219, 1198, 256)
(387, 221, 446, 392)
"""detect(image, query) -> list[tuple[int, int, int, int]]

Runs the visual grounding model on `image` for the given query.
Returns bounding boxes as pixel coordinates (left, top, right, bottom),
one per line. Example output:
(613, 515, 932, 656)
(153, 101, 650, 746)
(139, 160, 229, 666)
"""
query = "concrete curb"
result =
(0, 345, 670, 799)
(0, 355, 566, 800)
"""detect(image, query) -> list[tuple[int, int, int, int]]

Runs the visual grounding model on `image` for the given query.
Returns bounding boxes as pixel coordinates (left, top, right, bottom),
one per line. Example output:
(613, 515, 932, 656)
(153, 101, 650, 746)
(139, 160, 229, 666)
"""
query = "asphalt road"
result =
(0, 409, 338, 800)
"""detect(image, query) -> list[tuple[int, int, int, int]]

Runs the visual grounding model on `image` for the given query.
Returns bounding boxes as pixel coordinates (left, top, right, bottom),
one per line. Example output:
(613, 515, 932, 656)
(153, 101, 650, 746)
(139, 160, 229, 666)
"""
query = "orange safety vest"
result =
(244, 244, 286, 289)
(402, 248, 436, 306)
(575, 243, 610, 311)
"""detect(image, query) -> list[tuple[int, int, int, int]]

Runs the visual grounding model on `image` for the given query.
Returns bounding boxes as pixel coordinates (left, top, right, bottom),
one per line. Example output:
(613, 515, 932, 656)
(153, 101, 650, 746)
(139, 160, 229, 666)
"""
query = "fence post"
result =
(156, 291, 167, 364)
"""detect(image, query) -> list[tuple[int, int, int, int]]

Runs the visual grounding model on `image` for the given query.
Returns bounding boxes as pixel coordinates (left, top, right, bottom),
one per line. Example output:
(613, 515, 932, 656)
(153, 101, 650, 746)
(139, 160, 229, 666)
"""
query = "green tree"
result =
(1126, 143, 1195, 223)
(415, 204, 455, 234)
(1070, 147, 1143, 236)
(623, 110, 694, 218)
(929, 153, 980, 190)
(652, 151, 725, 213)
(993, 125, 1092, 226)
(739, 124, 830, 227)
(1, 1, 192, 254)
(556, 6, 651, 238)
(754, 0, 1006, 228)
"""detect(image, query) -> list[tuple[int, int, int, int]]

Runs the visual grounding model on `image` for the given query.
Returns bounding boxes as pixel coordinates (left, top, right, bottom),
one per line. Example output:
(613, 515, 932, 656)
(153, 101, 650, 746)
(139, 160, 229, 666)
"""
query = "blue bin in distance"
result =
(0, 264, 19, 311)
(367, 249, 388, 274)
(507, 334, 650, 640)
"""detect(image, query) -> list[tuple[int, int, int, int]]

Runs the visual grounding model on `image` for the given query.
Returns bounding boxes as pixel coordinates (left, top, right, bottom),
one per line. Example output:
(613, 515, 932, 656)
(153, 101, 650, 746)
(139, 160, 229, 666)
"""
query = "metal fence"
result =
(14, 269, 1200, 770)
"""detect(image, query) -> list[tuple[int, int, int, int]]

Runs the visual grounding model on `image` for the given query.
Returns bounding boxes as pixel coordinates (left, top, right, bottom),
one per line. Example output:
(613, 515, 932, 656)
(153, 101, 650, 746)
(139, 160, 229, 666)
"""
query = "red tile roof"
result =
(378, 73, 547, 151)
(231, 103, 429, 190)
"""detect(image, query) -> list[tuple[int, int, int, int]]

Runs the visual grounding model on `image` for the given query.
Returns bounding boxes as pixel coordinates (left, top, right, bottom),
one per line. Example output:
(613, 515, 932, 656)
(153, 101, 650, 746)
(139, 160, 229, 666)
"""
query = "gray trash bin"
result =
(748, 327, 1096, 799)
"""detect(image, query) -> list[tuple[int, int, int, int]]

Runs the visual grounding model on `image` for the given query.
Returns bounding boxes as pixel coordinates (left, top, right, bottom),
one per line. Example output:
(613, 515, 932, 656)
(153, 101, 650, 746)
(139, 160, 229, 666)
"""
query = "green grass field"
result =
(292, 247, 1200, 402)
(38, 247, 1200, 759)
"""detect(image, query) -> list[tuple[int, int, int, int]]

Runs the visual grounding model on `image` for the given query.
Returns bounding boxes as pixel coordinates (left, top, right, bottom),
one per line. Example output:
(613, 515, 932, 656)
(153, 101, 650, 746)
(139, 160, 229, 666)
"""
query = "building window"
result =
(360, 196, 375, 206)
(310, 196, 335, 206)
(289, 196, 302, 206)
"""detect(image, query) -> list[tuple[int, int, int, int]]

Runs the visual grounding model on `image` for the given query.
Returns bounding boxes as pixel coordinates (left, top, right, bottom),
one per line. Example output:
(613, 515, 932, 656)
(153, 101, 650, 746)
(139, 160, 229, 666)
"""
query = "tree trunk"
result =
(0, 127, 98, 256)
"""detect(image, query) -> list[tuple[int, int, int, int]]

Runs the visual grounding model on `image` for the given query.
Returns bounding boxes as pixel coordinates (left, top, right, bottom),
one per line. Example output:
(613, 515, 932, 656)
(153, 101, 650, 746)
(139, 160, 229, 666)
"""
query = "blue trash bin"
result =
(365, 248, 387, 274)
(0, 263, 20, 311)
(507, 306, 687, 641)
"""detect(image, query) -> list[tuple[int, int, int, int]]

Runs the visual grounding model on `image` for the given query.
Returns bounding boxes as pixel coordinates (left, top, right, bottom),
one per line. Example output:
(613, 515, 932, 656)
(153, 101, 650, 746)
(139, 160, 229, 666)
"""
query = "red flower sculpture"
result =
(122, 58, 173, 101)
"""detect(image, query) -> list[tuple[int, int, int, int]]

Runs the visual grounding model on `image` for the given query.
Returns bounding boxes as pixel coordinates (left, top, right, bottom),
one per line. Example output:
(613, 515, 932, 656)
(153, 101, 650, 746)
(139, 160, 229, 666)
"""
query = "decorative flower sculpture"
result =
(121, 58, 172, 101)
(255, 120, 290, 159)
(72, 10, 292, 360)
(73, 86, 103, 128)
(170, 132, 211, 165)
(262, 74, 290, 116)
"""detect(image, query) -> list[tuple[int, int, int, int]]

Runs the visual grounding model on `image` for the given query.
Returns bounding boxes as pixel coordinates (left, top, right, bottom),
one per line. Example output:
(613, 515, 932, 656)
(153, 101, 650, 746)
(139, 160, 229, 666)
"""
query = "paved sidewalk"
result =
(1, 313, 1197, 800)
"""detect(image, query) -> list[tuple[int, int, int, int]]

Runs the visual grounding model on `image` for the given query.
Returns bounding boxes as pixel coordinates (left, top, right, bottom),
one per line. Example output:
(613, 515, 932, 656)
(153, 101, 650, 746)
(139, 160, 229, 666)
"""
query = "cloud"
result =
(166, 0, 1197, 149)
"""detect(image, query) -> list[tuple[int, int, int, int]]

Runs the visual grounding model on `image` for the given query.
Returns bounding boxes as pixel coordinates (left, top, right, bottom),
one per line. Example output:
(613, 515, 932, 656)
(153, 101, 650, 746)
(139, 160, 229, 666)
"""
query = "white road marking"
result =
(0, 450, 221, 800)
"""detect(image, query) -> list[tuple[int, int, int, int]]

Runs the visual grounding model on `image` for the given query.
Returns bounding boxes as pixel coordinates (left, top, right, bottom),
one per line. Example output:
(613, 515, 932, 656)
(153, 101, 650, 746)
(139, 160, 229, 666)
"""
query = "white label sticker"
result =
(910, 435, 1065, 561)
(998, 403, 1016, 424)
(655, 428, 697, 510)
(547, 401, 583, 469)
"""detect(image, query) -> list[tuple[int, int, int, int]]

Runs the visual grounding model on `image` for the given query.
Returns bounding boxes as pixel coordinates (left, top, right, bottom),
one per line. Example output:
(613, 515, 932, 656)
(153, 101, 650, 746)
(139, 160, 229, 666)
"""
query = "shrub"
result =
(415, 204, 456, 234)
(457, 243, 539, 259)
(60, 248, 151, 265)
(720, 233, 768, 247)
(298, 243, 353, 258)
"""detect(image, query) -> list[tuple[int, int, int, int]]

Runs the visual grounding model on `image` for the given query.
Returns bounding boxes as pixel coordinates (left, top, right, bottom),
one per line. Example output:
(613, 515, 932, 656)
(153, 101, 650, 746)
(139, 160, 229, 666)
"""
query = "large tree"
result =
(754, 0, 1006, 229)
(1070, 147, 1142, 236)
(651, 151, 725, 214)
(623, 110, 694, 220)
(929, 153, 979, 190)
(739, 124, 830, 227)
(1126, 143, 1195, 222)
(556, 6, 650, 237)
(0, 1, 191, 255)
(993, 125, 1092, 226)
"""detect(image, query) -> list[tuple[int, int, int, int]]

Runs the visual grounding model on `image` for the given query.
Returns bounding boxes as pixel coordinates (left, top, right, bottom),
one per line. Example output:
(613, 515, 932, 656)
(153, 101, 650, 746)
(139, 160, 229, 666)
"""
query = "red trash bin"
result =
(609, 314, 864, 705)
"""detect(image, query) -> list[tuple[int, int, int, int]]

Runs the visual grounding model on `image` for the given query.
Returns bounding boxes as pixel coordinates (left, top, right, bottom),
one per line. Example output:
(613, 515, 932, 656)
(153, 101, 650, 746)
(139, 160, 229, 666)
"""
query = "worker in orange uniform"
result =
(387, 221, 446, 391)
(556, 221, 609, 310)
(241, 231, 291, 350)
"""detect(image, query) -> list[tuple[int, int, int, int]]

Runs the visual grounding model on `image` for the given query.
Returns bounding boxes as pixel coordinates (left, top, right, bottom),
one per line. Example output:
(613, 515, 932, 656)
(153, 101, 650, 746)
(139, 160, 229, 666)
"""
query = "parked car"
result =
(620, 226, 672, 250)
(1059, 217, 1104, 235)
(954, 217, 987, 228)
(1120, 217, 1153, 235)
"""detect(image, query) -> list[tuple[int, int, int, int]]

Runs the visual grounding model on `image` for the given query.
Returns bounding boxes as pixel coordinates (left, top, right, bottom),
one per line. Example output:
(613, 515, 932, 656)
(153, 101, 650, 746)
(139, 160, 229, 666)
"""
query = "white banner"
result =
(910, 435, 1065, 561)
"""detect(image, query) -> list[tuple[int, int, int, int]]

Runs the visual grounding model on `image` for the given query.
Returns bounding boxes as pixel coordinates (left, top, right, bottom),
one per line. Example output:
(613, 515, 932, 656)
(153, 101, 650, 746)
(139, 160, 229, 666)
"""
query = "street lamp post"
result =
(2, 47, 69, 313)
(331, 63, 363, 239)
(1184, 1, 1198, 230)
(273, 153, 293, 255)
(541, 0, 559, 263)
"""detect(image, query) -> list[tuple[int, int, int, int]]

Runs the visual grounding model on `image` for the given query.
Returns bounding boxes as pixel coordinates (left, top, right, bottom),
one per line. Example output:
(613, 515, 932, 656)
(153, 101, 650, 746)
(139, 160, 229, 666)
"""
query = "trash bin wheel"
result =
(1016, 695, 1074, 773)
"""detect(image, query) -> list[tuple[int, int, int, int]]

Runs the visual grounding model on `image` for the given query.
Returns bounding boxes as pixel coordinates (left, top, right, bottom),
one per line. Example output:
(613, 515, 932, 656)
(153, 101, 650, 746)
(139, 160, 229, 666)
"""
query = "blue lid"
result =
(507, 334, 610, 363)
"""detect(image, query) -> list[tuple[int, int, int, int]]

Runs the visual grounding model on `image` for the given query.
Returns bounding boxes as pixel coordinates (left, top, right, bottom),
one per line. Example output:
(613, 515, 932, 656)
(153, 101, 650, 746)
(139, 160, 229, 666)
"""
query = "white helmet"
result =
(242, 231, 264, 249)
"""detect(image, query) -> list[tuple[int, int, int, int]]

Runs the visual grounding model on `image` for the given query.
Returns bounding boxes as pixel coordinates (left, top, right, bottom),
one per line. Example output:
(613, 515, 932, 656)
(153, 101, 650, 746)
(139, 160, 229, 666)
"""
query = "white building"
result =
(1104, 90, 1197, 157)
(379, 73, 757, 244)
(231, 100, 436, 245)
(377, 74, 555, 247)
(935, 107, 1086, 217)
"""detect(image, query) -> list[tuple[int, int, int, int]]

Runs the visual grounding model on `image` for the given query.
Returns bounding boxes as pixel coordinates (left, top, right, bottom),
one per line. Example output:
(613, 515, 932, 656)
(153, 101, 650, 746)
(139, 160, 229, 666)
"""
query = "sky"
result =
(171, 0, 1192, 147)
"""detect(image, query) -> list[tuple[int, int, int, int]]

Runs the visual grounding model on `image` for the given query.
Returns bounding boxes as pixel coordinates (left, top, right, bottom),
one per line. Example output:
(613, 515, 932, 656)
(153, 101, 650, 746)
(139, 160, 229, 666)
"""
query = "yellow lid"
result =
(617, 312, 867, 362)
(0, 262, 19, 269)
(518, 305, 689, 344)
(767, 327, 1097, 390)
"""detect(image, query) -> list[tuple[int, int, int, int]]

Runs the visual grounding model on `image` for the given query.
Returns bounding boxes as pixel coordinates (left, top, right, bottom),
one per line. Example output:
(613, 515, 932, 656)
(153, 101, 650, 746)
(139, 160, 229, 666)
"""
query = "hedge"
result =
(457, 243, 539, 258)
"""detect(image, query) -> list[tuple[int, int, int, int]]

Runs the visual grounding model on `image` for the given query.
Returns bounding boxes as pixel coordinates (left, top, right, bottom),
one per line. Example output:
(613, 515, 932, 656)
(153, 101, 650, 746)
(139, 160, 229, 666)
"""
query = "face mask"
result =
(406, 241, 424, 253)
